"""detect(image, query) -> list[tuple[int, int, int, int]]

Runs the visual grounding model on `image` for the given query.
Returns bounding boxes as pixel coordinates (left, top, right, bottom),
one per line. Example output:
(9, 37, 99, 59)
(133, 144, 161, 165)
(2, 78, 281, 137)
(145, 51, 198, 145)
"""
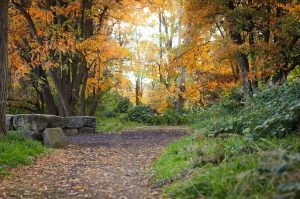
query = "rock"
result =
(63, 116, 96, 128)
(5, 114, 14, 131)
(12, 114, 63, 132)
(42, 128, 68, 148)
(78, 127, 96, 134)
(13, 114, 48, 132)
(63, 128, 79, 136)
(63, 117, 84, 128)
(82, 116, 96, 127)
(45, 115, 63, 128)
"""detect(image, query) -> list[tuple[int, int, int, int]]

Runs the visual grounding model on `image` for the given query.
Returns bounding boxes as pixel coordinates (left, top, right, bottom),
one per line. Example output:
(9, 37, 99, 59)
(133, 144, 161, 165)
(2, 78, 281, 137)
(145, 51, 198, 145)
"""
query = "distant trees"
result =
(0, 0, 8, 135)
(5, 0, 300, 116)
(184, 0, 300, 97)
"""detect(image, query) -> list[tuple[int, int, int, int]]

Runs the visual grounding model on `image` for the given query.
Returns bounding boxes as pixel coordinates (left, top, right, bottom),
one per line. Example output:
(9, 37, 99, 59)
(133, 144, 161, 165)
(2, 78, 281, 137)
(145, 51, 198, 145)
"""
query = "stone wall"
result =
(6, 114, 96, 139)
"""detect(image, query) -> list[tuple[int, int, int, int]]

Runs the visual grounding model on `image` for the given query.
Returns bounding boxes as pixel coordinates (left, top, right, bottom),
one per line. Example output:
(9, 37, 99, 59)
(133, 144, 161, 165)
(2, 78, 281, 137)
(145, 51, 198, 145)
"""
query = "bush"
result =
(115, 98, 131, 113)
(102, 111, 117, 118)
(208, 81, 300, 138)
(219, 87, 245, 112)
(127, 105, 154, 123)
(148, 109, 191, 125)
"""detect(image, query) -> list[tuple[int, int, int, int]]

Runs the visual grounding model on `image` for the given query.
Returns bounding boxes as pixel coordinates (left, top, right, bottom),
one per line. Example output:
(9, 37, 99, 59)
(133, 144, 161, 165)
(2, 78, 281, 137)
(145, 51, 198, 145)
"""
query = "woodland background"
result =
(1, 1, 300, 198)
(0, 0, 298, 122)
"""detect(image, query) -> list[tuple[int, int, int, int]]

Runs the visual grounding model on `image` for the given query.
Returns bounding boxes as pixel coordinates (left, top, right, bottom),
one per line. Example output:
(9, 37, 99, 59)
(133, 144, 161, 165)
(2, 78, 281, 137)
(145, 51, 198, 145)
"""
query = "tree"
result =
(184, 0, 300, 99)
(0, 0, 8, 135)
(9, 0, 144, 116)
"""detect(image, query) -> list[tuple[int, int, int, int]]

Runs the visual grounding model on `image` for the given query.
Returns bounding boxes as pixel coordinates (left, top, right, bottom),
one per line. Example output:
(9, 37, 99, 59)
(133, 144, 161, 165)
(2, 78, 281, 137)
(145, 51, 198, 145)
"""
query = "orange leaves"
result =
(28, 7, 54, 25)
(78, 34, 130, 66)
(51, 2, 81, 17)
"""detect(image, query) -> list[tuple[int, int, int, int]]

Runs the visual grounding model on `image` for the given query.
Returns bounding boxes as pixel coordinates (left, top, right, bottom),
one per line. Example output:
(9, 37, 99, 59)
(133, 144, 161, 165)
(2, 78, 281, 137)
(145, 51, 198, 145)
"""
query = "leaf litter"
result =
(0, 128, 188, 199)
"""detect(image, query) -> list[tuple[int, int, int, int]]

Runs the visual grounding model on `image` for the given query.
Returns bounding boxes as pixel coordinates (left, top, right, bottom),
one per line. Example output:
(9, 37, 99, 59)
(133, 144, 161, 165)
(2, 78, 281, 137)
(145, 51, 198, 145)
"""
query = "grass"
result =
(152, 82, 300, 199)
(96, 113, 144, 133)
(0, 131, 46, 176)
(152, 135, 300, 199)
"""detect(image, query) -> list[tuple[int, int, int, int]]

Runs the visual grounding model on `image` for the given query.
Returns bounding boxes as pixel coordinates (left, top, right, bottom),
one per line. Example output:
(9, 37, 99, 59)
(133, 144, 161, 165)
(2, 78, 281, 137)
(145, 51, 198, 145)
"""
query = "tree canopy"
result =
(1, 0, 299, 119)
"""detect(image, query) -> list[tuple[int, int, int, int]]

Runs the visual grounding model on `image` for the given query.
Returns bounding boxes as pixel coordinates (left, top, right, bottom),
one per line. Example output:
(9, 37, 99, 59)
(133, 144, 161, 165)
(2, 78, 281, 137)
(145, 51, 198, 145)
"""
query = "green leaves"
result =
(277, 182, 300, 192)
(209, 81, 300, 138)
(127, 105, 153, 123)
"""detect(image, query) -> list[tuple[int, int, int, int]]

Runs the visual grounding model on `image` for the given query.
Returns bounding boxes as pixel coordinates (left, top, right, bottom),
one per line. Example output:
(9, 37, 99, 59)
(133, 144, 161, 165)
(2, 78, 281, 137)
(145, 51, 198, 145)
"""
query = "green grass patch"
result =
(153, 82, 300, 199)
(153, 135, 300, 199)
(0, 131, 46, 175)
(96, 114, 144, 133)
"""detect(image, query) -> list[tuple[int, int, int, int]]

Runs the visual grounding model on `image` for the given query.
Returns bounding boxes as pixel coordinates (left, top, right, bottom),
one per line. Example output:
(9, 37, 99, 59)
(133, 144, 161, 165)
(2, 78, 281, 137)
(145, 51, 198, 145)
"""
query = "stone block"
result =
(46, 115, 63, 128)
(82, 116, 96, 127)
(63, 117, 84, 128)
(63, 128, 79, 136)
(12, 114, 63, 132)
(78, 127, 96, 134)
(42, 128, 68, 148)
(5, 114, 14, 131)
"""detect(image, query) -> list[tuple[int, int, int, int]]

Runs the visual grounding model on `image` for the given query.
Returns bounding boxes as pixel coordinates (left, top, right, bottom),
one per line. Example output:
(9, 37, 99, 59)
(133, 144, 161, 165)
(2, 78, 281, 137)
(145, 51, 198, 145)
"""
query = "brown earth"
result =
(0, 128, 189, 199)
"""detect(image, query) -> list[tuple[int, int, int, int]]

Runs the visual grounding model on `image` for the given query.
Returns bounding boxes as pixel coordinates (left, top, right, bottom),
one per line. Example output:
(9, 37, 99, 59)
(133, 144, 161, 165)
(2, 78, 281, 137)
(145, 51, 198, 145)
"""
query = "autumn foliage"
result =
(6, 0, 300, 116)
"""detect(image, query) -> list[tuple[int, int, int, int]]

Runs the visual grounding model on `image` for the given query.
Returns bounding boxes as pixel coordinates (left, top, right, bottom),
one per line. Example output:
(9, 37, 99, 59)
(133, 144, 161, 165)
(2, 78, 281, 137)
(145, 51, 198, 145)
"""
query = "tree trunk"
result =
(249, 32, 258, 91)
(158, 13, 163, 83)
(136, 76, 141, 105)
(48, 69, 71, 116)
(36, 66, 59, 115)
(41, 82, 59, 115)
(0, 0, 8, 135)
(79, 67, 88, 115)
(176, 6, 185, 112)
(237, 51, 252, 96)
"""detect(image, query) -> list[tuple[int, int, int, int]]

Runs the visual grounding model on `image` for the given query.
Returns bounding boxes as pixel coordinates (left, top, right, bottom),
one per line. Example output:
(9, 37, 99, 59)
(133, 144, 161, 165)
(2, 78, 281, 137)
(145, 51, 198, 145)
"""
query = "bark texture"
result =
(0, 0, 8, 135)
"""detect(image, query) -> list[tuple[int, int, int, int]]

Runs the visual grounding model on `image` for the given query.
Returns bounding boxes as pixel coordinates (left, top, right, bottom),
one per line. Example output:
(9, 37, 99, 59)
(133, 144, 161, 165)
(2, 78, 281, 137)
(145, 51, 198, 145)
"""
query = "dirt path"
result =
(0, 128, 188, 199)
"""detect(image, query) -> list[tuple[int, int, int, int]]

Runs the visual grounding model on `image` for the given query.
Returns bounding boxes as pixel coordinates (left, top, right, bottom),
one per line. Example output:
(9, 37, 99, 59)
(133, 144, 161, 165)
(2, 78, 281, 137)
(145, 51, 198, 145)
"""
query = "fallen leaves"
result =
(0, 130, 185, 199)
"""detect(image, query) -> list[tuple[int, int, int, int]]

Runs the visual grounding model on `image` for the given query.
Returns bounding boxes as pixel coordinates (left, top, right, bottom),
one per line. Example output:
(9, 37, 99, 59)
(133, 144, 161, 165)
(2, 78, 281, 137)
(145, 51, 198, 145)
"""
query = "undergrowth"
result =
(153, 81, 300, 199)
(191, 81, 300, 138)
(153, 135, 300, 199)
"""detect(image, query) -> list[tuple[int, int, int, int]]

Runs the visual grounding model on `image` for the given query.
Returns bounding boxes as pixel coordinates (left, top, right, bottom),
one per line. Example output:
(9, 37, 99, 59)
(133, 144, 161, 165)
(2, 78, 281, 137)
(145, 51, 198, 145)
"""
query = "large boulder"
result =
(42, 128, 68, 148)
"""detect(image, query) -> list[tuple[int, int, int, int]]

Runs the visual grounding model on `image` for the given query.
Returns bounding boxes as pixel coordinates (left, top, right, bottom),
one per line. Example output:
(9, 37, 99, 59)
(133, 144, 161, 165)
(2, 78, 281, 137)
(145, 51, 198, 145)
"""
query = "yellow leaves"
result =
(51, 2, 81, 17)
(77, 35, 129, 65)
(9, 52, 28, 75)
(184, 84, 201, 103)
(145, 85, 171, 113)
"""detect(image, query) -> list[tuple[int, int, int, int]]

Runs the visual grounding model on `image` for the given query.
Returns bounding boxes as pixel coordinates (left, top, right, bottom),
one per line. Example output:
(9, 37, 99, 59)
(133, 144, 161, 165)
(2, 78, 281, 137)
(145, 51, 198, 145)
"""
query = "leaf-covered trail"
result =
(0, 128, 188, 199)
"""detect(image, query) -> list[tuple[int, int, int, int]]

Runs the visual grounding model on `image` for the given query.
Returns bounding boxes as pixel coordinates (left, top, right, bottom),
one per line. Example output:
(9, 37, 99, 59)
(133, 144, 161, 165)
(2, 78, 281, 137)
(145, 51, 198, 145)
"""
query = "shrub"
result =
(219, 87, 245, 112)
(209, 81, 300, 138)
(115, 98, 131, 113)
(147, 109, 191, 125)
(127, 105, 153, 123)
(102, 111, 117, 118)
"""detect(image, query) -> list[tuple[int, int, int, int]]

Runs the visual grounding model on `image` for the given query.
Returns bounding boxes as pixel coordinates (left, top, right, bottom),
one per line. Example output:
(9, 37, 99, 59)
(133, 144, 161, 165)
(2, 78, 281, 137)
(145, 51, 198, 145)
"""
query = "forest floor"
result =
(0, 127, 189, 199)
